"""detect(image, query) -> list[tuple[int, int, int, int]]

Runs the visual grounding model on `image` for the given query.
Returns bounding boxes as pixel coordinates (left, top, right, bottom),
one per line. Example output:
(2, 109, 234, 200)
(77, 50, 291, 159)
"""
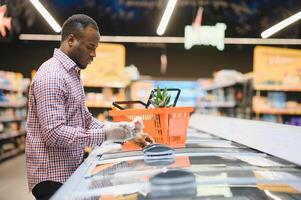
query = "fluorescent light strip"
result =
(157, 0, 177, 35)
(224, 38, 301, 45)
(30, 0, 61, 33)
(19, 34, 61, 41)
(261, 11, 301, 38)
(19, 34, 301, 45)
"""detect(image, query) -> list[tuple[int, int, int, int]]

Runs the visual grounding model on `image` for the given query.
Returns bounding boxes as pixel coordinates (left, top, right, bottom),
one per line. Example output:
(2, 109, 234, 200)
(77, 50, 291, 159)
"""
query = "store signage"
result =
(184, 23, 226, 51)
(254, 46, 301, 90)
(80, 43, 126, 86)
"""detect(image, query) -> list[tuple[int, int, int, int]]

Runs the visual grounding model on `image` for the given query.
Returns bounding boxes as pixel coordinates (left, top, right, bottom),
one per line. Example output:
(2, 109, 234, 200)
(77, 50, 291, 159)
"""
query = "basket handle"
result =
(146, 88, 181, 108)
(112, 100, 147, 110)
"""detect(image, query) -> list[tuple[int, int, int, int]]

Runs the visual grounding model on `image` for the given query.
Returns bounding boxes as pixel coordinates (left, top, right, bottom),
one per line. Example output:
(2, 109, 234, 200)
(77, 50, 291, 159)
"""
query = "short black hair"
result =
(61, 14, 99, 42)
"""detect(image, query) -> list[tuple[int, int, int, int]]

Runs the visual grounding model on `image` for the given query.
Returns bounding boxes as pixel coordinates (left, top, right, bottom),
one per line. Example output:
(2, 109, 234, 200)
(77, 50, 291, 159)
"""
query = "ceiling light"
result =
(261, 11, 301, 38)
(156, 0, 177, 36)
(30, 0, 61, 33)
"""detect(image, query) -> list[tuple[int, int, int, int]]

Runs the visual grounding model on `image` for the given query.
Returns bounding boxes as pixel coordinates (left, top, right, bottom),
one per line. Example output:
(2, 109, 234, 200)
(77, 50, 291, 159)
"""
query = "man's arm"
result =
(84, 106, 104, 129)
(34, 74, 104, 148)
(84, 106, 107, 146)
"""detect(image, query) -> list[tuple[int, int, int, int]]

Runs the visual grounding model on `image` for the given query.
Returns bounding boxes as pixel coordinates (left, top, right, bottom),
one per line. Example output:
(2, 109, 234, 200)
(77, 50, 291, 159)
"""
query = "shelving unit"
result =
(0, 148, 23, 162)
(252, 90, 301, 125)
(84, 84, 126, 121)
(85, 103, 112, 109)
(0, 131, 26, 140)
(253, 46, 301, 126)
(0, 102, 27, 108)
(84, 82, 126, 89)
(0, 117, 26, 123)
(197, 75, 253, 119)
(254, 108, 301, 115)
(0, 70, 29, 162)
(255, 85, 301, 92)
(198, 101, 236, 108)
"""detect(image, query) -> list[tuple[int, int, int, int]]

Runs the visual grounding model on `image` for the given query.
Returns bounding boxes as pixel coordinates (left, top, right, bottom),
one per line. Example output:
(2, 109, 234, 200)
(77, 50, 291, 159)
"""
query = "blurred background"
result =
(1, 1, 301, 199)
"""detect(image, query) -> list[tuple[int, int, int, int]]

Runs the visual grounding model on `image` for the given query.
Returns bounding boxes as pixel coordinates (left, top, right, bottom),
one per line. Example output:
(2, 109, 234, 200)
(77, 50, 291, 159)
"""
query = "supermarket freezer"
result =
(51, 124, 301, 200)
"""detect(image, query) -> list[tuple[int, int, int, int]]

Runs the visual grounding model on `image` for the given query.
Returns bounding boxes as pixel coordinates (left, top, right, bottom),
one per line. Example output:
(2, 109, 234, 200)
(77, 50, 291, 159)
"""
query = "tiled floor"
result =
(0, 154, 34, 200)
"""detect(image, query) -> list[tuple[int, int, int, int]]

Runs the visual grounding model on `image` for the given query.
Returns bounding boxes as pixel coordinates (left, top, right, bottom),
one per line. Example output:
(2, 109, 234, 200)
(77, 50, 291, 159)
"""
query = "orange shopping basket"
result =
(109, 88, 194, 149)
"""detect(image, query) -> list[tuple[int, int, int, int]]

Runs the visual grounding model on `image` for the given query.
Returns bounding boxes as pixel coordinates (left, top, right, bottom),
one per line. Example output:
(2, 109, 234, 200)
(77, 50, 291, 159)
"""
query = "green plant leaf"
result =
(150, 86, 172, 108)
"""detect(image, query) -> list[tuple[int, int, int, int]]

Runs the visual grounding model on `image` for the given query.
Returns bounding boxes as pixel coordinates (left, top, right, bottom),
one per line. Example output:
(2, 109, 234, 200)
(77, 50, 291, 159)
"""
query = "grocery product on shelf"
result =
(284, 117, 301, 126)
(0, 70, 29, 162)
(268, 92, 286, 108)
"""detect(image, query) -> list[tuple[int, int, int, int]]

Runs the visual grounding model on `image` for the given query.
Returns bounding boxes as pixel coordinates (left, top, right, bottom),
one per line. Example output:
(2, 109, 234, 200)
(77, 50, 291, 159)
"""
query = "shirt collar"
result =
(53, 48, 79, 72)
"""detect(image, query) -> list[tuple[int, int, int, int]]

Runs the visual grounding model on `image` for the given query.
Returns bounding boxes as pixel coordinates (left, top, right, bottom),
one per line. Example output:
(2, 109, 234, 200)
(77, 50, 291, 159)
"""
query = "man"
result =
(26, 14, 153, 200)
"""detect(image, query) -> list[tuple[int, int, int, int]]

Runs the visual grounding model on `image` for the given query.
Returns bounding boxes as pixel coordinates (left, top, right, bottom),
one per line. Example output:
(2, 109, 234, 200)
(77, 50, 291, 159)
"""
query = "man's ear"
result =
(66, 34, 76, 48)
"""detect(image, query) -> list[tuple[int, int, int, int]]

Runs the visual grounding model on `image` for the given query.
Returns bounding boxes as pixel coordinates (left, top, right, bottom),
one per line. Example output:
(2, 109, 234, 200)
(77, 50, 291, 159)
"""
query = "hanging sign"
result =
(254, 46, 301, 90)
(184, 23, 226, 51)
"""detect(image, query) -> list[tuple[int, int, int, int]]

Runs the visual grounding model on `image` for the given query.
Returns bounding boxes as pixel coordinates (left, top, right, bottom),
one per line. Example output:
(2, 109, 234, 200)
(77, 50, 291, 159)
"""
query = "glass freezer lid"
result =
(99, 147, 257, 161)
(98, 149, 293, 168)
(88, 154, 296, 182)
(72, 164, 301, 200)
(187, 132, 219, 139)
(72, 188, 301, 200)
(185, 141, 248, 149)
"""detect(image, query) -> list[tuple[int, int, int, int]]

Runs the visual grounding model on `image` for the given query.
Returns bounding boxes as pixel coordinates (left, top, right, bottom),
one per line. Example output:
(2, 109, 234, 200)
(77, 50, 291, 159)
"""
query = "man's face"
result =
(69, 26, 100, 69)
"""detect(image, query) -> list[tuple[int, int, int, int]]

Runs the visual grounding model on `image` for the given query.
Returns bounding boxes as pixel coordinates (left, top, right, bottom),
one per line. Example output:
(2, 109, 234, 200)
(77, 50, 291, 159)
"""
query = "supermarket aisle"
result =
(0, 154, 34, 200)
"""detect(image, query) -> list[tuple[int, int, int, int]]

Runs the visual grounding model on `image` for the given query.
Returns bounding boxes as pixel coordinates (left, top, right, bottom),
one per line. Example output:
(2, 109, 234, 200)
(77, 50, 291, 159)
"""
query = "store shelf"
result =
(0, 148, 23, 162)
(0, 117, 26, 123)
(0, 71, 28, 164)
(0, 84, 28, 92)
(0, 131, 26, 140)
(203, 74, 253, 91)
(84, 82, 126, 89)
(198, 101, 236, 108)
(86, 103, 112, 108)
(254, 85, 301, 92)
(0, 85, 20, 92)
(0, 102, 27, 108)
(253, 108, 301, 115)
(202, 81, 237, 91)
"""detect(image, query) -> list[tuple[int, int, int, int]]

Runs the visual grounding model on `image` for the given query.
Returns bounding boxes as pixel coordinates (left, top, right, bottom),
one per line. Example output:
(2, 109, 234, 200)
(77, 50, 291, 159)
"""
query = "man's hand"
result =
(104, 117, 155, 146)
(128, 117, 154, 147)
(104, 121, 134, 142)
(129, 133, 155, 147)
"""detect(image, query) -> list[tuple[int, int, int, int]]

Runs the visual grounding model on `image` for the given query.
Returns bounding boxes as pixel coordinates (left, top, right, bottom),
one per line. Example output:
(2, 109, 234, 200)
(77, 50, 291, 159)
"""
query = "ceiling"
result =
(3, 0, 301, 38)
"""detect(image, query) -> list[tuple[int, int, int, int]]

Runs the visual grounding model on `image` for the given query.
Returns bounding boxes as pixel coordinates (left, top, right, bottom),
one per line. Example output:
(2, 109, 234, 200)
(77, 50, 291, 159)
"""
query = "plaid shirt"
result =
(26, 48, 105, 191)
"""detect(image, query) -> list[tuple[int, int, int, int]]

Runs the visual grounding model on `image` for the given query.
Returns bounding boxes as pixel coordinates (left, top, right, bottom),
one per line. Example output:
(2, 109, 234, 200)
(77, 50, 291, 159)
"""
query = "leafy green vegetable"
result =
(149, 86, 171, 108)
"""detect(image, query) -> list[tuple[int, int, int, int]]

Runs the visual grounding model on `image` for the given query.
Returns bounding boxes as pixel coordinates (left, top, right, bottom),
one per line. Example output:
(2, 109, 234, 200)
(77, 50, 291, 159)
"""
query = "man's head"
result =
(60, 14, 100, 69)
